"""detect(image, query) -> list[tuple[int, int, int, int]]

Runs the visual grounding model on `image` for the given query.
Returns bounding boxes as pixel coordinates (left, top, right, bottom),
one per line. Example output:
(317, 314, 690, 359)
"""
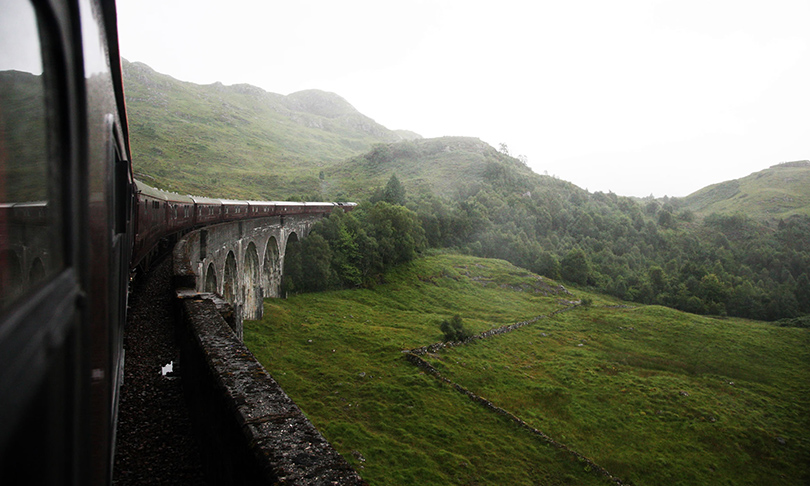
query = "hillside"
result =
(0, 70, 48, 201)
(122, 60, 418, 199)
(680, 161, 810, 220)
(123, 61, 809, 321)
(244, 253, 810, 486)
(303, 137, 809, 321)
(323, 136, 574, 200)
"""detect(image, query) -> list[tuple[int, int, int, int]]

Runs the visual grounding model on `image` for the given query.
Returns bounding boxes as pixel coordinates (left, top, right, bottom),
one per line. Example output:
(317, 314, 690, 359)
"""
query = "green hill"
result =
(681, 161, 810, 220)
(323, 136, 567, 200)
(244, 253, 810, 486)
(122, 60, 418, 199)
(124, 61, 809, 321)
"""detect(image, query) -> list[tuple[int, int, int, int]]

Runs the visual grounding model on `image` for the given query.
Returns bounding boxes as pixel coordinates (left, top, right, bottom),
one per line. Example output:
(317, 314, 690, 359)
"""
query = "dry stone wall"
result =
(404, 304, 627, 486)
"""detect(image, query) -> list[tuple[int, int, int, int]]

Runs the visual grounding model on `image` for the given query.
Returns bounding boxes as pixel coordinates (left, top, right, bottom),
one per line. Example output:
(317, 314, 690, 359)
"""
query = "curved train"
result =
(0, 1, 349, 483)
(131, 180, 353, 270)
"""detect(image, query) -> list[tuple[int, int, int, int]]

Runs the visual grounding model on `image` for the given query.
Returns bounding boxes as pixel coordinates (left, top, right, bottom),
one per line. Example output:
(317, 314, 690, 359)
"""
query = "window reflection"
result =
(0, 0, 63, 312)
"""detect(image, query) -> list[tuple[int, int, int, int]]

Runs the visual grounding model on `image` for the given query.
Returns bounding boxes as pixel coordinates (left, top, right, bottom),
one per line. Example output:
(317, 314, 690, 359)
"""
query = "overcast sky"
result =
(116, 0, 809, 198)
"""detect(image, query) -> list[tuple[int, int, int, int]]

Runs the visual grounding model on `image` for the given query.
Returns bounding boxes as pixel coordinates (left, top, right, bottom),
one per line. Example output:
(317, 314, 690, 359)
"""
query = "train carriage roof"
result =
(134, 180, 168, 201)
(189, 195, 222, 206)
(219, 199, 249, 206)
(134, 180, 194, 204)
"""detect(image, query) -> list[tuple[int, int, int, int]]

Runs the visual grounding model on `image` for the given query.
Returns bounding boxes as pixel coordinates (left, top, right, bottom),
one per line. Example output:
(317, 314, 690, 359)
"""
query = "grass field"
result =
(244, 253, 810, 485)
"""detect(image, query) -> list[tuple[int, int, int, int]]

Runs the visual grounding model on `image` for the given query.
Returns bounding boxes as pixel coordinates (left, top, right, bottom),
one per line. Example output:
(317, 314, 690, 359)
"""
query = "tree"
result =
(657, 209, 675, 229)
(648, 266, 666, 294)
(383, 173, 406, 206)
(299, 234, 335, 291)
(699, 273, 727, 305)
(367, 201, 425, 267)
(281, 236, 302, 296)
(561, 248, 592, 285)
(533, 251, 561, 280)
(795, 273, 810, 313)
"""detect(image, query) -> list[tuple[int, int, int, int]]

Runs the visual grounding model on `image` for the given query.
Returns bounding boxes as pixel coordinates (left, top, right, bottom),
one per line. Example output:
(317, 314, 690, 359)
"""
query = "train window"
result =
(113, 125, 129, 235)
(0, 0, 64, 313)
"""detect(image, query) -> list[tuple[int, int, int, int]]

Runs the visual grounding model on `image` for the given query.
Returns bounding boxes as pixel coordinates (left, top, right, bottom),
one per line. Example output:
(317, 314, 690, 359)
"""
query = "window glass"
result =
(0, 0, 63, 312)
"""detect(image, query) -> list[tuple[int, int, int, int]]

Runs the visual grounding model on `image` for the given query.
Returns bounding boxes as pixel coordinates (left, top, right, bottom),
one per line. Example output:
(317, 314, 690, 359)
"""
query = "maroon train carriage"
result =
(275, 201, 305, 216)
(220, 198, 250, 222)
(165, 192, 195, 234)
(132, 180, 168, 267)
(337, 202, 358, 212)
(190, 195, 222, 226)
(0, 1, 358, 483)
(0, 0, 134, 483)
(246, 199, 277, 216)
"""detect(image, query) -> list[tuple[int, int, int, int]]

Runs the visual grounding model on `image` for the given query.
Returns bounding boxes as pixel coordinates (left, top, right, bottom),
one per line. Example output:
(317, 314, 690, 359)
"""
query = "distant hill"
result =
(680, 161, 810, 220)
(324, 136, 567, 200)
(123, 61, 809, 322)
(123, 60, 419, 199)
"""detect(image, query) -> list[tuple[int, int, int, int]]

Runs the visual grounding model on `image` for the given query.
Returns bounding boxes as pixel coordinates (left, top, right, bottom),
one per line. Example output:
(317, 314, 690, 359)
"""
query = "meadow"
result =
(244, 253, 809, 485)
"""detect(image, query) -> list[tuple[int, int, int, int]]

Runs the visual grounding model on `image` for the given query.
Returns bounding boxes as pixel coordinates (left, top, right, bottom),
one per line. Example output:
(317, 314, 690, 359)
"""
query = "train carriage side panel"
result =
(190, 195, 222, 226)
(220, 199, 249, 222)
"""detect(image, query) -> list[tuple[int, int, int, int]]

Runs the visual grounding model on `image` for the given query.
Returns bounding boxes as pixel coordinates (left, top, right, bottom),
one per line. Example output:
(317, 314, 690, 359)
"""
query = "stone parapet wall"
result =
(176, 295, 366, 485)
(172, 222, 365, 485)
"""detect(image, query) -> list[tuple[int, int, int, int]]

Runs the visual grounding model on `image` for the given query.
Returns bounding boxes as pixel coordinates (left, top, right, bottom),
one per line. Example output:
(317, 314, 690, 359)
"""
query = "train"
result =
(131, 180, 353, 270)
(0, 1, 351, 484)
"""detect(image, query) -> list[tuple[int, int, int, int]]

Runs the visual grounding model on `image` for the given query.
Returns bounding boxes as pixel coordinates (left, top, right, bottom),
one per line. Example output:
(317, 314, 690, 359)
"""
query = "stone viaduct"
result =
(173, 212, 322, 338)
(170, 208, 367, 484)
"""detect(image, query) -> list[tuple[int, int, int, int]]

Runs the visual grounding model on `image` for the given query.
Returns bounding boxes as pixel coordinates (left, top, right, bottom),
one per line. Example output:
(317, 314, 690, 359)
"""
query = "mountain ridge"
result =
(123, 60, 809, 222)
(122, 59, 419, 199)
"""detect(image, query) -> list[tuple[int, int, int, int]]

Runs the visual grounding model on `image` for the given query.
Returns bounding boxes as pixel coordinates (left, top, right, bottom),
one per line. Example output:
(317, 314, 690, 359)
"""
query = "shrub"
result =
(440, 315, 471, 342)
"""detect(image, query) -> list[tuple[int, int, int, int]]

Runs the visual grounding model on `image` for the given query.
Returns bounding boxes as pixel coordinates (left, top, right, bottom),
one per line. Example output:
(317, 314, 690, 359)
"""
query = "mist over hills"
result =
(124, 61, 809, 321)
(120, 61, 809, 484)
(124, 59, 809, 217)
(123, 59, 417, 199)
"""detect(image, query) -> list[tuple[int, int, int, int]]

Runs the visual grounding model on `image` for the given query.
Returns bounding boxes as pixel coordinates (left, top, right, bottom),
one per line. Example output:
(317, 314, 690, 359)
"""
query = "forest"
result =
(285, 151, 810, 324)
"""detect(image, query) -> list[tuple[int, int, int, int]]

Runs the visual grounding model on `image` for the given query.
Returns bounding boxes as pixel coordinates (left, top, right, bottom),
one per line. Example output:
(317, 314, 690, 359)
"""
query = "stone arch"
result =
(1, 250, 23, 304)
(281, 232, 301, 297)
(29, 257, 45, 286)
(223, 251, 237, 305)
(242, 242, 262, 320)
(204, 262, 217, 293)
(262, 236, 280, 299)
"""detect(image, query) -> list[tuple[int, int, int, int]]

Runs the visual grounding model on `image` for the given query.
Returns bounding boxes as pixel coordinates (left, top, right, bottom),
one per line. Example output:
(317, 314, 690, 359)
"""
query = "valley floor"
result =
(244, 253, 810, 486)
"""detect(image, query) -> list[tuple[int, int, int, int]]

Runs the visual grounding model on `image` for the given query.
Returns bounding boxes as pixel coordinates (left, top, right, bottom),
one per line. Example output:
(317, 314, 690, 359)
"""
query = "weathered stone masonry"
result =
(174, 214, 318, 338)
(172, 215, 367, 485)
(176, 297, 365, 485)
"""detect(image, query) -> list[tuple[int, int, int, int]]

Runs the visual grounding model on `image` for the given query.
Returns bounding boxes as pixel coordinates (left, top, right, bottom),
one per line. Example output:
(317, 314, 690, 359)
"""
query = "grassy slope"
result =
(123, 60, 406, 199)
(125, 61, 808, 220)
(244, 254, 809, 486)
(681, 162, 810, 220)
(322, 136, 575, 202)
